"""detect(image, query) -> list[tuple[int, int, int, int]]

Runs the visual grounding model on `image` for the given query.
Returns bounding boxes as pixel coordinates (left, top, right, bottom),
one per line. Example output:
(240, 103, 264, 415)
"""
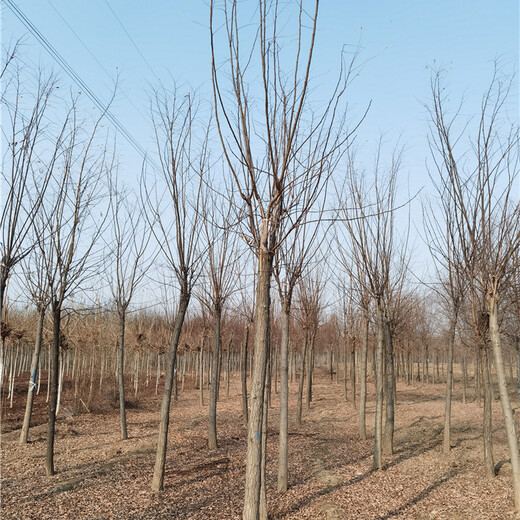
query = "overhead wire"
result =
(102, 0, 161, 84)
(4, 0, 162, 175)
(45, 0, 149, 123)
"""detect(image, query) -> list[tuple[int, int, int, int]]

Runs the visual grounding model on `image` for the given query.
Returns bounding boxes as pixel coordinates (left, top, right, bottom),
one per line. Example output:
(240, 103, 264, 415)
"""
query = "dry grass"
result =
(1, 367, 518, 519)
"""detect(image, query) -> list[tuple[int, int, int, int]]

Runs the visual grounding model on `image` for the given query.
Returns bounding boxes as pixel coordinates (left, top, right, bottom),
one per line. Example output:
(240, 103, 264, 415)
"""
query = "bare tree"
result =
(197, 184, 240, 450)
(18, 247, 50, 444)
(38, 99, 111, 476)
(107, 177, 152, 440)
(423, 191, 467, 453)
(428, 65, 520, 510)
(210, 1, 360, 515)
(146, 88, 207, 492)
(1, 63, 58, 348)
(336, 143, 408, 468)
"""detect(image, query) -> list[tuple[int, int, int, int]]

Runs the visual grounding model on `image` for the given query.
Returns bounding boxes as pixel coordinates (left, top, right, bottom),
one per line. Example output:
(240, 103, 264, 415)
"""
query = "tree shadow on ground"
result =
(374, 469, 457, 519)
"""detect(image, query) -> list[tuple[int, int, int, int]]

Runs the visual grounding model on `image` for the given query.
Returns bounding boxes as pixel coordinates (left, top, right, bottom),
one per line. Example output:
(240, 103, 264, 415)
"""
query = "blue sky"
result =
(2, 0, 519, 292)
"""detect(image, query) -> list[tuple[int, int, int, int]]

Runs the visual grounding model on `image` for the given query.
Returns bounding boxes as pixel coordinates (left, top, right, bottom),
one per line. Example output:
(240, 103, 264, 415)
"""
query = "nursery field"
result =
(1, 368, 517, 519)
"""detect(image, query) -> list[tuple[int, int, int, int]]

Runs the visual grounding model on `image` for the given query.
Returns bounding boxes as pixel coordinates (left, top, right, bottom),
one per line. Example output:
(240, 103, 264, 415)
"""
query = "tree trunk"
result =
(488, 297, 520, 512)
(241, 327, 249, 426)
(443, 313, 457, 453)
(350, 338, 356, 407)
(20, 306, 46, 444)
(481, 345, 495, 480)
(208, 306, 222, 450)
(45, 305, 61, 476)
(118, 310, 128, 440)
(296, 334, 308, 426)
(259, 356, 270, 520)
(305, 332, 315, 409)
(151, 293, 190, 492)
(383, 319, 395, 456)
(343, 331, 348, 400)
(373, 304, 384, 470)
(243, 247, 272, 520)
(516, 340, 520, 403)
(359, 316, 368, 440)
(277, 300, 290, 492)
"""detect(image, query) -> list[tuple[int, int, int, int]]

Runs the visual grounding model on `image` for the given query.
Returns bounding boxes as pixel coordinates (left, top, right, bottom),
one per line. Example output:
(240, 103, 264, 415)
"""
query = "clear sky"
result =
(1, 0, 519, 297)
(2, 1, 517, 176)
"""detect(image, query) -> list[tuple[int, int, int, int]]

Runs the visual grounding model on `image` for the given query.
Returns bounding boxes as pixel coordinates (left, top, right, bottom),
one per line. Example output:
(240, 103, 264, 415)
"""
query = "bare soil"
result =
(1, 368, 518, 519)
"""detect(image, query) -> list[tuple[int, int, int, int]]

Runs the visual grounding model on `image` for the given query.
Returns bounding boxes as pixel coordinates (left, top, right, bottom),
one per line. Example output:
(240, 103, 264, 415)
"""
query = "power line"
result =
(4, 0, 162, 175)
(102, 0, 161, 84)
(45, 0, 149, 123)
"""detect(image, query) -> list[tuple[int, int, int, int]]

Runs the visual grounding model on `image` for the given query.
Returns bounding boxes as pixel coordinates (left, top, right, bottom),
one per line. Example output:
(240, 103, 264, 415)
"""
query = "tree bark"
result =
(374, 304, 384, 470)
(488, 297, 520, 511)
(359, 316, 368, 440)
(118, 310, 128, 440)
(443, 314, 457, 453)
(208, 306, 222, 449)
(45, 305, 60, 476)
(305, 332, 315, 409)
(20, 306, 45, 444)
(243, 247, 272, 520)
(383, 319, 395, 456)
(151, 293, 189, 492)
(296, 334, 308, 426)
(481, 345, 495, 480)
(241, 327, 249, 427)
(277, 300, 290, 492)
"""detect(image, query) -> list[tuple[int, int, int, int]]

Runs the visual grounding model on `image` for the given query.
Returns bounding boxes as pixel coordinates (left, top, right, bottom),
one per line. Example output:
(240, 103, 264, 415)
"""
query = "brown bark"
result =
(45, 305, 60, 476)
(488, 297, 520, 510)
(359, 316, 368, 440)
(243, 248, 272, 520)
(208, 306, 222, 449)
(20, 306, 45, 444)
(277, 300, 290, 492)
(151, 293, 189, 492)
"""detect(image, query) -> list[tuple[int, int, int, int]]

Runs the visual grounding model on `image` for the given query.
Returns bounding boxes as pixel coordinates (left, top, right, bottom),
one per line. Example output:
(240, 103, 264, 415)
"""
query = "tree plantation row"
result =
(2, 1, 519, 518)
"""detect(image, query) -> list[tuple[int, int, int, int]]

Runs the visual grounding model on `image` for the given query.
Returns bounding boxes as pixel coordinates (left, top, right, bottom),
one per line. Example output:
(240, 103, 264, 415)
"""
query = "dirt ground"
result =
(1, 367, 518, 519)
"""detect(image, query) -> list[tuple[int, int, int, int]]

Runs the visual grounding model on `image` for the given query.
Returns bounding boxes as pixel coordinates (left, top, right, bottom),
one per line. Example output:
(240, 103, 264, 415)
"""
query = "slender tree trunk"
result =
(151, 293, 190, 492)
(516, 340, 520, 403)
(296, 334, 308, 425)
(350, 338, 356, 407)
(383, 319, 395, 456)
(481, 345, 495, 480)
(259, 355, 270, 520)
(45, 305, 61, 476)
(277, 300, 290, 492)
(462, 355, 467, 405)
(118, 310, 128, 440)
(305, 332, 315, 409)
(443, 313, 457, 453)
(241, 327, 249, 426)
(343, 329, 348, 400)
(488, 297, 520, 511)
(243, 247, 272, 520)
(374, 304, 384, 470)
(200, 344, 204, 406)
(208, 306, 222, 450)
(20, 306, 46, 444)
(359, 316, 368, 440)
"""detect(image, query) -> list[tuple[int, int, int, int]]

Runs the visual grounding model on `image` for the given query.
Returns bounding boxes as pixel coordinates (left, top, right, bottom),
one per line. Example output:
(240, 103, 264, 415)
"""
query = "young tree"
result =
(107, 178, 152, 440)
(197, 185, 240, 450)
(18, 248, 50, 444)
(429, 65, 520, 511)
(336, 144, 408, 467)
(1, 63, 58, 347)
(39, 99, 111, 476)
(210, 1, 359, 515)
(147, 88, 207, 492)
